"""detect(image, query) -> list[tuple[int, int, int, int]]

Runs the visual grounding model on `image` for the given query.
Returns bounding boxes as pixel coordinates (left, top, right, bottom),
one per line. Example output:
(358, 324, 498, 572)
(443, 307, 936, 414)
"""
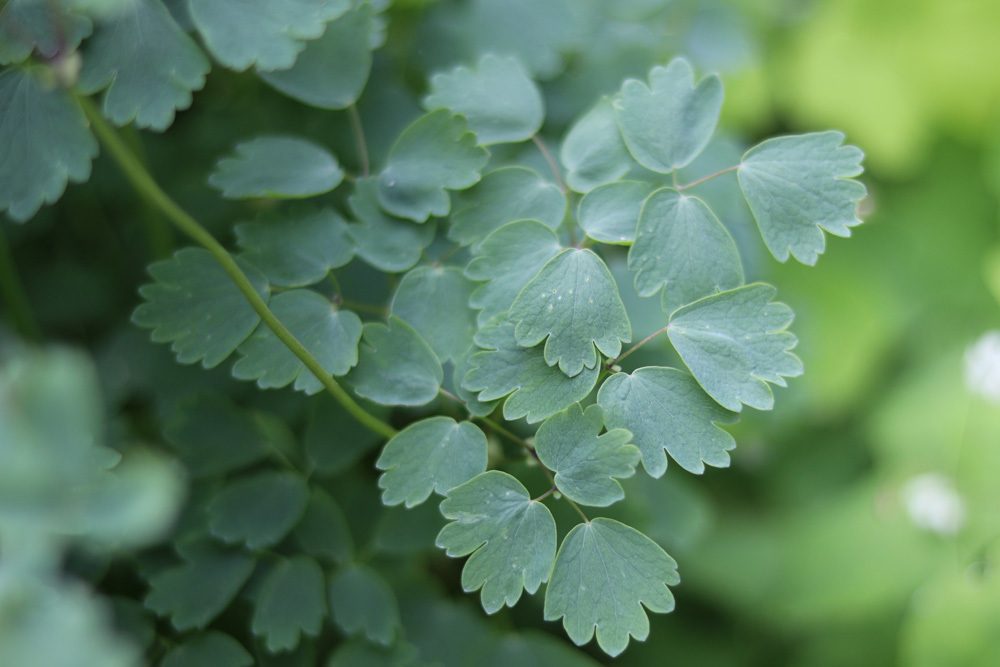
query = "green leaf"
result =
(0, 67, 97, 222)
(304, 394, 384, 475)
(132, 248, 269, 368)
(162, 632, 253, 667)
(0, 0, 91, 65)
(259, 3, 374, 109)
(326, 640, 419, 667)
(252, 556, 327, 653)
(460, 0, 576, 79)
(612, 58, 723, 173)
(578, 180, 656, 245)
(449, 166, 565, 247)
(375, 417, 488, 508)
(560, 97, 633, 193)
(738, 131, 867, 265)
(376, 110, 489, 222)
(629, 188, 744, 312)
(293, 488, 354, 563)
(597, 367, 737, 477)
(187, 0, 349, 72)
(544, 518, 679, 657)
(436, 471, 556, 613)
(235, 209, 354, 288)
(145, 541, 255, 631)
(463, 319, 600, 424)
(485, 632, 603, 667)
(424, 54, 543, 145)
(347, 178, 436, 273)
(534, 404, 639, 507)
(209, 136, 343, 199)
(451, 347, 499, 417)
(466, 220, 562, 325)
(509, 249, 632, 377)
(348, 317, 443, 406)
(232, 289, 362, 394)
(391, 266, 476, 363)
(78, 0, 209, 130)
(667, 283, 803, 411)
(328, 564, 400, 646)
(207, 471, 309, 549)
(164, 396, 272, 477)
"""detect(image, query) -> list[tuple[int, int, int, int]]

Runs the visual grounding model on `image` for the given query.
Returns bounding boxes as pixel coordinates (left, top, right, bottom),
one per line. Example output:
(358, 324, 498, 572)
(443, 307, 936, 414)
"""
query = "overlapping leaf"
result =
(0, 0, 91, 65)
(509, 249, 632, 376)
(667, 283, 804, 411)
(376, 417, 488, 507)
(597, 367, 737, 477)
(391, 266, 476, 363)
(449, 167, 565, 247)
(465, 220, 562, 324)
(235, 209, 354, 287)
(208, 137, 343, 199)
(328, 565, 400, 646)
(348, 178, 436, 272)
(436, 471, 557, 613)
(544, 518, 679, 657)
(251, 556, 326, 652)
(424, 54, 543, 145)
(78, 0, 209, 130)
(348, 317, 443, 406)
(534, 404, 639, 507)
(132, 248, 269, 368)
(578, 180, 656, 245)
(738, 131, 866, 265)
(377, 110, 489, 222)
(188, 0, 349, 72)
(629, 188, 744, 312)
(0, 67, 97, 221)
(560, 98, 633, 193)
(293, 488, 353, 563)
(613, 58, 722, 173)
(206, 471, 309, 549)
(232, 289, 362, 394)
(463, 319, 600, 423)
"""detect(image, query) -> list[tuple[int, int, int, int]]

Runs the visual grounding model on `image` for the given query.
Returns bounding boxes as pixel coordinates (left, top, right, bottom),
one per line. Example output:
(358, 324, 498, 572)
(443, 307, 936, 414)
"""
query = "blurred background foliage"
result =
(2, 0, 1000, 665)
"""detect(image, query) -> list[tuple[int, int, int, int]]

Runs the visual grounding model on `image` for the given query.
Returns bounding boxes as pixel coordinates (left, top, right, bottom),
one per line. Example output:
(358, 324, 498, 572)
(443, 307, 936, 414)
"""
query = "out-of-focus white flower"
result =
(901, 473, 965, 536)
(964, 331, 1000, 404)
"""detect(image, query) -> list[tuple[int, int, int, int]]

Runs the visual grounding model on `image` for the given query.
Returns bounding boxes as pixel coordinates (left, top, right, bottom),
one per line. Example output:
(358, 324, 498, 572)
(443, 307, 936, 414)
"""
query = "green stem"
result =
(80, 97, 397, 440)
(608, 324, 670, 368)
(347, 104, 370, 178)
(532, 135, 567, 194)
(675, 164, 739, 191)
(0, 225, 41, 341)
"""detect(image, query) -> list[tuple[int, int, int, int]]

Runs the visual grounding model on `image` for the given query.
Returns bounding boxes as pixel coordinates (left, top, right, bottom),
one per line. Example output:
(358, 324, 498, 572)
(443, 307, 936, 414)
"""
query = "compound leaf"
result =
(738, 131, 867, 265)
(629, 188, 744, 312)
(578, 180, 656, 245)
(329, 564, 400, 646)
(424, 54, 543, 145)
(509, 249, 631, 377)
(667, 283, 803, 412)
(0, 67, 97, 222)
(534, 404, 639, 507)
(597, 367, 737, 477)
(377, 110, 489, 222)
(465, 219, 562, 325)
(232, 289, 362, 394)
(375, 417, 488, 508)
(449, 166, 565, 247)
(613, 57, 722, 173)
(78, 0, 208, 130)
(207, 471, 309, 549)
(188, 0, 349, 72)
(463, 319, 599, 424)
(161, 632, 252, 667)
(132, 248, 269, 368)
(235, 209, 354, 288)
(145, 541, 255, 631)
(348, 178, 436, 272)
(436, 471, 557, 613)
(391, 266, 476, 363)
(259, 3, 374, 109)
(560, 97, 633, 193)
(544, 518, 679, 657)
(209, 136, 343, 199)
(252, 556, 327, 653)
(348, 317, 443, 406)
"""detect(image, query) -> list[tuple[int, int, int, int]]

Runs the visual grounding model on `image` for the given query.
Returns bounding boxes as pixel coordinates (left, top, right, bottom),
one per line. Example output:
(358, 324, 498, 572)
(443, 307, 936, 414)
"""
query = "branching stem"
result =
(80, 97, 398, 440)
(608, 324, 670, 368)
(675, 164, 739, 191)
